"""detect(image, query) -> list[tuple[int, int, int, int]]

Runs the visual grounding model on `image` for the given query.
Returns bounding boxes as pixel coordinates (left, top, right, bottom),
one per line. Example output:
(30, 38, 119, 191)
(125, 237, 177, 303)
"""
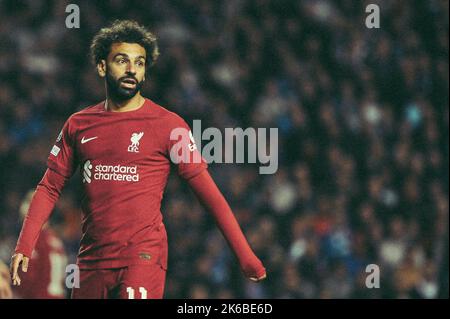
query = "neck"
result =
(105, 93, 145, 112)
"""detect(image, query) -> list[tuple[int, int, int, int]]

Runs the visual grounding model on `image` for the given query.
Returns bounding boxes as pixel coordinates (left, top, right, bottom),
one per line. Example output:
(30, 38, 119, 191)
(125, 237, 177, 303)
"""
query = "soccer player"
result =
(10, 20, 266, 299)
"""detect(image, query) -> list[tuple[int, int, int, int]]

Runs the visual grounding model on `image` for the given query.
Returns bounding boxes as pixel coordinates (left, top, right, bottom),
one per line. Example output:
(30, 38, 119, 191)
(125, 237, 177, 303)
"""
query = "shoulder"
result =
(63, 101, 104, 131)
(146, 99, 188, 128)
(145, 99, 193, 149)
(69, 101, 104, 121)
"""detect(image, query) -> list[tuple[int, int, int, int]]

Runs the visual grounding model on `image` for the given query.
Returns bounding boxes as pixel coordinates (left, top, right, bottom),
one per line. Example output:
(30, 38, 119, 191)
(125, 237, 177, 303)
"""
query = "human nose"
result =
(126, 62, 136, 75)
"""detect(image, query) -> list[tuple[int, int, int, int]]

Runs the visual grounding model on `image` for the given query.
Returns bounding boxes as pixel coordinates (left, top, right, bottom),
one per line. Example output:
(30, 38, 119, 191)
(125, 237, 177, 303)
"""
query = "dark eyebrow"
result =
(113, 53, 129, 59)
(113, 53, 146, 60)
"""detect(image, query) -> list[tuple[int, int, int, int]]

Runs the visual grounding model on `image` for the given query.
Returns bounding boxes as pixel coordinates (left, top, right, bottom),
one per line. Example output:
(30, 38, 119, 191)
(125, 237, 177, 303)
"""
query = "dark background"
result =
(0, 0, 448, 298)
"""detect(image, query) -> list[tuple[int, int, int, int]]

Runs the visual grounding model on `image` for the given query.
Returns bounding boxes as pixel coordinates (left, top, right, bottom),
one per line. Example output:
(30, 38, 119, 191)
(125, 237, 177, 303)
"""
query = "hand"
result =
(0, 261, 13, 299)
(10, 253, 29, 286)
(248, 272, 267, 283)
(241, 258, 267, 283)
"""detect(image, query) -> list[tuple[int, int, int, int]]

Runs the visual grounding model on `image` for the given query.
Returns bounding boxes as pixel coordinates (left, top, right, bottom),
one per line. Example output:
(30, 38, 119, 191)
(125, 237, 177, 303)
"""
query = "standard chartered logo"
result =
(82, 160, 93, 183)
(82, 160, 139, 183)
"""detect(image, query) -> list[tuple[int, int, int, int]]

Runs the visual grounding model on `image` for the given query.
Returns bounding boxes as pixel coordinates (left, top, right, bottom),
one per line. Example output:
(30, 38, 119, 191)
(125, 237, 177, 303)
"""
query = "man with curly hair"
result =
(10, 20, 266, 299)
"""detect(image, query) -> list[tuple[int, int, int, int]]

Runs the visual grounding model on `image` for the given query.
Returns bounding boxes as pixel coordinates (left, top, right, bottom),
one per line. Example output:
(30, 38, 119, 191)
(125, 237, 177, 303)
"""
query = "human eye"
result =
(116, 57, 128, 64)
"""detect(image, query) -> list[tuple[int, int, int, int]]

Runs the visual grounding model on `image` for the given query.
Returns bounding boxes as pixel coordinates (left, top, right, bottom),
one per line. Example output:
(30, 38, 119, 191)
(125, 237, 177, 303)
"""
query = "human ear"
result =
(97, 60, 106, 77)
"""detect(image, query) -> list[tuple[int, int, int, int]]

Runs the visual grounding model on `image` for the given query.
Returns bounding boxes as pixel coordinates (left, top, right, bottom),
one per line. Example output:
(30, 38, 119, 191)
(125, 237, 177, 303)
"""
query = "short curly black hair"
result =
(90, 20, 159, 69)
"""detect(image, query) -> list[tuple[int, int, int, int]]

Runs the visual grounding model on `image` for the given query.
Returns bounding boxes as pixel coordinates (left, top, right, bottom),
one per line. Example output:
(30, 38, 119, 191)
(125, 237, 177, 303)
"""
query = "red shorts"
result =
(71, 263, 167, 299)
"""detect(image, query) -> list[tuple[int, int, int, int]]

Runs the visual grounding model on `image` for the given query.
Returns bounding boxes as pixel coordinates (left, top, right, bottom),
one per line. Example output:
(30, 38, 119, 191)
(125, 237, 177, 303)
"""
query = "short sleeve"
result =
(47, 117, 78, 178)
(165, 115, 207, 180)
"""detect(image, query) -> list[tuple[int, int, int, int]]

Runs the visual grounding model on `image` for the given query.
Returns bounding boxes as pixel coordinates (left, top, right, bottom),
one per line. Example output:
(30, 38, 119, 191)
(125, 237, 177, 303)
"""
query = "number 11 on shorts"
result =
(126, 287, 148, 299)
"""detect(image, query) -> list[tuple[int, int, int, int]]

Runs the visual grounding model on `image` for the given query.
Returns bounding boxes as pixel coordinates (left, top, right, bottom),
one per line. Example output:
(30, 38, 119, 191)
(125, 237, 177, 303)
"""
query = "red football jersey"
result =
(14, 228, 67, 299)
(47, 98, 207, 269)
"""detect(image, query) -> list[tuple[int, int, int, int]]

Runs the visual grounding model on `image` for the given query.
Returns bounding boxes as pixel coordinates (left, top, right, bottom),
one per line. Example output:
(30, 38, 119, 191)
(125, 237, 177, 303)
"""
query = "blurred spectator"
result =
(0, 260, 13, 299)
(12, 190, 68, 299)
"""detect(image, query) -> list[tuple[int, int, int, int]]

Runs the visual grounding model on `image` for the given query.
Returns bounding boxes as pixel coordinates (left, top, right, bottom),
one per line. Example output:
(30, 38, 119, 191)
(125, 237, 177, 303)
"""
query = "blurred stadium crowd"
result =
(0, 0, 448, 298)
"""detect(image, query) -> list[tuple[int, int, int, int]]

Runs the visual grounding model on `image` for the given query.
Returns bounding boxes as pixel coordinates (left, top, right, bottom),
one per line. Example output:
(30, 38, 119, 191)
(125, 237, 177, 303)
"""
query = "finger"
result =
(13, 275, 21, 286)
(10, 257, 21, 281)
(22, 257, 29, 273)
(249, 273, 267, 282)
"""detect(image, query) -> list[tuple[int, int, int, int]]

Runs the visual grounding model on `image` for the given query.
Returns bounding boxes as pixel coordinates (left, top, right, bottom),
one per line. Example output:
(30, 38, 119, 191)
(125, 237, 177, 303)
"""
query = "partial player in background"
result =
(12, 190, 67, 299)
(0, 260, 12, 299)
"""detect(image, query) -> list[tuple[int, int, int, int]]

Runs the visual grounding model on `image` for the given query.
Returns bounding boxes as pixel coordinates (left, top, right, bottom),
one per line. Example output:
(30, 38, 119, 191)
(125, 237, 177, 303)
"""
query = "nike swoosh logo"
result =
(81, 136, 98, 144)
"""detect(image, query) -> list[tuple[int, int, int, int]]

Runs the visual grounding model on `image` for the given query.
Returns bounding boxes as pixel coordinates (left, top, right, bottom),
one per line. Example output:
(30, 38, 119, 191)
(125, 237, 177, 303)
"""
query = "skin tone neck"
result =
(105, 92, 145, 112)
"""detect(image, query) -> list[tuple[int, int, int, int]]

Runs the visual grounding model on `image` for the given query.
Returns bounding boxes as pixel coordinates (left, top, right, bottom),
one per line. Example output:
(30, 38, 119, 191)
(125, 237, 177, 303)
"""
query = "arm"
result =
(187, 170, 266, 282)
(165, 115, 266, 281)
(10, 168, 68, 286)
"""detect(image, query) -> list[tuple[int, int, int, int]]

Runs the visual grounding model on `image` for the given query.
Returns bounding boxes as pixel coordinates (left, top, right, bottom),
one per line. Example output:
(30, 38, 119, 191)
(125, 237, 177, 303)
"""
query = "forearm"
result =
(15, 168, 67, 257)
(187, 170, 265, 278)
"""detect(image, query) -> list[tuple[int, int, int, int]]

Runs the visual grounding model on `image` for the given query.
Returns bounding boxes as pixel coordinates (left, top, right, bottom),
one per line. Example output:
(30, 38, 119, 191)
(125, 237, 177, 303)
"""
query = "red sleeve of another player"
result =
(47, 117, 78, 178)
(187, 170, 266, 279)
(165, 115, 207, 180)
(15, 169, 68, 257)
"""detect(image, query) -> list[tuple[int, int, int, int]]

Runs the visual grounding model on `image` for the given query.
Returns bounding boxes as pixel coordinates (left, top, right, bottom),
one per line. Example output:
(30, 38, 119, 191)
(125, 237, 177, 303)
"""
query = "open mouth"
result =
(121, 78, 137, 88)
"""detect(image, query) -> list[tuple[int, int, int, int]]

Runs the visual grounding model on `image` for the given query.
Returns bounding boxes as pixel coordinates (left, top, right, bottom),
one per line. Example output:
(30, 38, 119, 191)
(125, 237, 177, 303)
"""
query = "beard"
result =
(105, 71, 144, 101)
